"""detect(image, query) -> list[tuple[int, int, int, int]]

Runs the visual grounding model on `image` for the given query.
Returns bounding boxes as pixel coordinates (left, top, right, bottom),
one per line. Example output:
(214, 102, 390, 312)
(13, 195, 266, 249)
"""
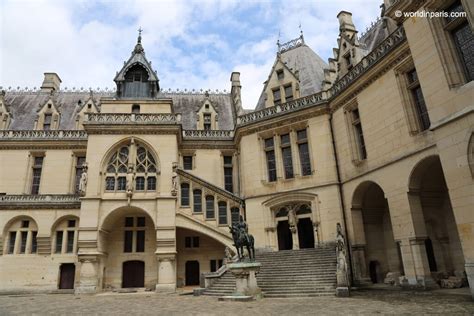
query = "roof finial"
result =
(277, 29, 281, 49)
(299, 22, 305, 43)
(137, 27, 143, 44)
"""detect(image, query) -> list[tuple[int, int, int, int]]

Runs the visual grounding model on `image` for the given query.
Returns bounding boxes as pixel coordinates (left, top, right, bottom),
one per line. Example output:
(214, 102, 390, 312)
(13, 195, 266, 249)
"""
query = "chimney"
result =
(41, 73, 62, 92)
(230, 72, 244, 116)
(337, 11, 356, 34)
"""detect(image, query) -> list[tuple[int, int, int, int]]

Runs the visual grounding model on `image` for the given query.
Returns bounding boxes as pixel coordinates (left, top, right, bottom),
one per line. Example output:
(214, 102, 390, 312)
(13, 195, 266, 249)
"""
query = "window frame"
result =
(264, 137, 277, 182)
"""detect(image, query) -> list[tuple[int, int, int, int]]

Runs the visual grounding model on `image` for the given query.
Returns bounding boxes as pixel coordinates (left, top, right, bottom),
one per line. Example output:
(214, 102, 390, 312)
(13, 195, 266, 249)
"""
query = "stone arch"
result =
(350, 181, 400, 284)
(50, 215, 80, 255)
(2, 215, 38, 238)
(2, 215, 39, 255)
(407, 155, 465, 275)
(50, 215, 80, 233)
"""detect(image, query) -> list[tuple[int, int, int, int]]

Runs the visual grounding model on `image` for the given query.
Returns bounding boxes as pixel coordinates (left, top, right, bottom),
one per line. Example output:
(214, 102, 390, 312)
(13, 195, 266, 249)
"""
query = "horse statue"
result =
(229, 216, 255, 261)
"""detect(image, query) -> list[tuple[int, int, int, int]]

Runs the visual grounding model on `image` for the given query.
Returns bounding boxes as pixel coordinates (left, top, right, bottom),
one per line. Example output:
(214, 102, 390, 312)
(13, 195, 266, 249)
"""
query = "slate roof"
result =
(255, 44, 327, 110)
(2, 90, 235, 130)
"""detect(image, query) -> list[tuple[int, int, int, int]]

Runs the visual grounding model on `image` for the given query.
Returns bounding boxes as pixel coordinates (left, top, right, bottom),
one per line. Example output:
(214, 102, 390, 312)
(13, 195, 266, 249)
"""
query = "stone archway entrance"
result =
(408, 156, 465, 278)
(274, 204, 316, 251)
(122, 260, 145, 288)
(351, 181, 401, 284)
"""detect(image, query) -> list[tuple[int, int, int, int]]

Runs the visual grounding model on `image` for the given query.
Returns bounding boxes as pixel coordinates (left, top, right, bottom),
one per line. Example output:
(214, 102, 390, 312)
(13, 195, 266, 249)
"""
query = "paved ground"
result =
(0, 289, 473, 315)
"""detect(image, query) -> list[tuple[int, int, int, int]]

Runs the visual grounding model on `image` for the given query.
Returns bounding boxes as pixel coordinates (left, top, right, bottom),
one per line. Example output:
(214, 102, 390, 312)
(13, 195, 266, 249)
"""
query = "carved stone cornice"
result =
(84, 113, 180, 125)
(182, 129, 234, 140)
(0, 130, 88, 149)
(0, 194, 81, 209)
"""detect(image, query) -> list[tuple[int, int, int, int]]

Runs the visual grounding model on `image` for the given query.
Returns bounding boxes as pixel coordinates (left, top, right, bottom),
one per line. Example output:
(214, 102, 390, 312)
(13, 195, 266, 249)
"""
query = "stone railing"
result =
(330, 26, 406, 96)
(84, 113, 180, 124)
(0, 194, 81, 209)
(236, 91, 326, 126)
(182, 130, 234, 140)
(0, 130, 87, 140)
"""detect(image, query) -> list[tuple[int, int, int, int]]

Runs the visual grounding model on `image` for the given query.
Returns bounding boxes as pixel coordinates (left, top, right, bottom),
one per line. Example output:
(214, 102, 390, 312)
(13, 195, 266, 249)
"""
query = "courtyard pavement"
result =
(0, 289, 473, 315)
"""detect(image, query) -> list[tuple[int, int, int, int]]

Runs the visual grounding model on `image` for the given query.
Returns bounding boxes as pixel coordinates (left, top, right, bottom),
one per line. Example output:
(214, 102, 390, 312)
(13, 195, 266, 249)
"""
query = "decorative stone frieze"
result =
(182, 130, 234, 139)
(0, 194, 81, 209)
(84, 113, 181, 125)
(0, 130, 87, 140)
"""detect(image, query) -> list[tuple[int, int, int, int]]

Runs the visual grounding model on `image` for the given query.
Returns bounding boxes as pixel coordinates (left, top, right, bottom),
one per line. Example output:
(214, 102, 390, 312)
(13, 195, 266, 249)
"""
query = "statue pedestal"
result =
(224, 262, 262, 300)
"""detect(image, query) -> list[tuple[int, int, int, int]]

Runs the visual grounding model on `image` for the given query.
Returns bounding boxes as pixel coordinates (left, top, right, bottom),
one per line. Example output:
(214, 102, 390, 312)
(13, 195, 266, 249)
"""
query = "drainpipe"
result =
(328, 112, 354, 284)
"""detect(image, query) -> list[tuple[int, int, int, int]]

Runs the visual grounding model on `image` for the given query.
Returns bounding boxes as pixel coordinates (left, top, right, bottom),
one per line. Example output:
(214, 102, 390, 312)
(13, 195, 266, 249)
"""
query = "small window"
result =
(193, 236, 200, 248)
(8, 232, 16, 254)
(135, 176, 145, 191)
(276, 69, 284, 80)
(147, 177, 156, 190)
(284, 85, 293, 102)
(350, 107, 367, 160)
(193, 189, 202, 213)
(181, 183, 190, 206)
(117, 177, 126, 191)
(185, 236, 192, 248)
(124, 231, 133, 253)
(183, 156, 193, 170)
(206, 195, 215, 219)
(21, 220, 29, 228)
(136, 230, 145, 252)
(125, 217, 134, 227)
(264, 137, 277, 182)
(280, 134, 294, 179)
(218, 201, 228, 225)
(66, 231, 75, 253)
(185, 236, 200, 248)
(31, 156, 44, 195)
(43, 113, 52, 130)
(231, 207, 240, 225)
(137, 217, 145, 227)
(68, 220, 76, 228)
(105, 177, 115, 191)
(132, 104, 140, 114)
(203, 113, 212, 130)
(20, 231, 28, 254)
(55, 231, 63, 254)
(297, 129, 312, 176)
(407, 69, 430, 131)
(272, 88, 281, 106)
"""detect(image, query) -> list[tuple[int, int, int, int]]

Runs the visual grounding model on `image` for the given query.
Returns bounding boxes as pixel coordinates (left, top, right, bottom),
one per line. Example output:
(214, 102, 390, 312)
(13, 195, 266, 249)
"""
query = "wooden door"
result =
(122, 260, 145, 288)
(59, 263, 75, 289)
(277, 220, 293, 250)
(185, 261, 200, 286)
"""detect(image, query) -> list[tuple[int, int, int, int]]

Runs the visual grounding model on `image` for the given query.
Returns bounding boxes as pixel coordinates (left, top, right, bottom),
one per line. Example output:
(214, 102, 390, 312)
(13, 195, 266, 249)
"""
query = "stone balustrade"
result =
(84, 113, 181, 124)
(0, 130, 87, 140)
(0, 194, 81, 209)
(182, 130, 234, 140)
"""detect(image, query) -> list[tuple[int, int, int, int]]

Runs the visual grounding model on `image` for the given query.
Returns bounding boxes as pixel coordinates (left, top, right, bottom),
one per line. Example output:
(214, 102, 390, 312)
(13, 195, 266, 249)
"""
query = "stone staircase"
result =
(202, 245, 337, 297)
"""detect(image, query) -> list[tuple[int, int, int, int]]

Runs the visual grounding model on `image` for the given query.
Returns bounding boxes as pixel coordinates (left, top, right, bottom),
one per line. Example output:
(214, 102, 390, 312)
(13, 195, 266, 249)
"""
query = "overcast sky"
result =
(0, 0, 381, 109)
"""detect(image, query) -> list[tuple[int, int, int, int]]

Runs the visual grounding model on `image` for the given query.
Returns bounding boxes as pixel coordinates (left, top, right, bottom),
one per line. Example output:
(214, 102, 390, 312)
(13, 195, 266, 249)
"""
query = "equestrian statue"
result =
(229, 215, 255, 261)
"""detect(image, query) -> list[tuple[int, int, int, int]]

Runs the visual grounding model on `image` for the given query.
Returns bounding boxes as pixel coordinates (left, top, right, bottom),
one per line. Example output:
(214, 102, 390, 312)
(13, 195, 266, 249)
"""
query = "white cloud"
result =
(0, 0, 382, 109)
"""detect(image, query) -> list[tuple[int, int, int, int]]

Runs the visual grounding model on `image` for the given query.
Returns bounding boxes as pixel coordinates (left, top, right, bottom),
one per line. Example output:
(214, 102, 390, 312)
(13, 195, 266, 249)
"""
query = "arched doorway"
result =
(185, 261, 200, 286)
(351, 181, 401, 284)
(122, 261, 145, 288)
(408, 156, 465, 275)
(274, 204, 315, 251)
(100, 207, 157, 290)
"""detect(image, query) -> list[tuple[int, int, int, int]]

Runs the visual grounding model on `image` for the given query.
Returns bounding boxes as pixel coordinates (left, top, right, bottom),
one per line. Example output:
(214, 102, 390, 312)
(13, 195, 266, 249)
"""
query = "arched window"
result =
(5, 218, 38, 255)
(181, 183, 190, 206)
(218, 201, 228, 225)
(53, 218, 78, 254)
(193, 189, 202, 213)
(206, 195, 215, 219)
(296, 204, 311, 215)
(105, 142, 158, 192)
(276, 207, 288, 218)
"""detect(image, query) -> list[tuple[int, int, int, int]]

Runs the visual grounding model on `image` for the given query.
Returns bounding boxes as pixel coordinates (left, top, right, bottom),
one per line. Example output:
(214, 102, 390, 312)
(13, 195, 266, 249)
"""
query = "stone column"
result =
(155, 253, 176, 293)
(76, 254, 102, 294)
(407, 237, 437, 288)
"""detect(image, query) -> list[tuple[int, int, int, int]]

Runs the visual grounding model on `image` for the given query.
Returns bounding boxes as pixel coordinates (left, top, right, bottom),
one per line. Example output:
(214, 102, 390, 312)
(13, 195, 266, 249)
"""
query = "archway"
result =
(100, 207, 157, 290)
(351, 181, 400, 284)
(408, 156, 465, 275)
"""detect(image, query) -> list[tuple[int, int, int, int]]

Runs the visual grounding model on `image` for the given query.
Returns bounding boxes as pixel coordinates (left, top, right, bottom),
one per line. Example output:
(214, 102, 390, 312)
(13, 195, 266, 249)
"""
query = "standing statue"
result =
(224, 246, 233, 264)
(78, 163, 88, 196)
(171, 162, 178, 196)
(126, 165, 135, 205)
(288, 207, 297, 233)
(336, 222, 350, 291)
(229, 215, 255, 261)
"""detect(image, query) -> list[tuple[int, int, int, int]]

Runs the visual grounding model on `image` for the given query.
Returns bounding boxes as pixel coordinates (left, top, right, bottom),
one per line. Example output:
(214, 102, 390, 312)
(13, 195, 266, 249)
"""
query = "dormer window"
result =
(43, 114, 52, 130)
(272, 88, 281, 106)
(132, 104, 140, 113)
(204, 114, 212, 130)
(284, 85, 293, 102)
(277, 69, 284, 80)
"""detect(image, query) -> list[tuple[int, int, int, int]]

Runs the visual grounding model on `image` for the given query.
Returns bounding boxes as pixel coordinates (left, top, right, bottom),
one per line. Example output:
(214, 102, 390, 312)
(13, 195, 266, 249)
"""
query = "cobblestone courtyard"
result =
(0, 289, 473, 315)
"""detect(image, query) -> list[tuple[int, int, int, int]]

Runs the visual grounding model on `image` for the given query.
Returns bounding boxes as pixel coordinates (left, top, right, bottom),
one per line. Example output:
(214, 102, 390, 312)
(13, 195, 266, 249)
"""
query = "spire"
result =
(134, 27, 144, 54)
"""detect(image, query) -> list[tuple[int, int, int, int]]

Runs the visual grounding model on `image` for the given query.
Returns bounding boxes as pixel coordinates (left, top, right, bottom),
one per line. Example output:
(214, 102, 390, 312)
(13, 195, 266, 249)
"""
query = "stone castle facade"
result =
(0, 0, 473, 297)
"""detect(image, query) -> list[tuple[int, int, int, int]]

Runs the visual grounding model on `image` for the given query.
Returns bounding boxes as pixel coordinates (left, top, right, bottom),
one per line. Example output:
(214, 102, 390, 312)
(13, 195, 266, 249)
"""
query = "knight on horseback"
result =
(229, 215, 255, 261)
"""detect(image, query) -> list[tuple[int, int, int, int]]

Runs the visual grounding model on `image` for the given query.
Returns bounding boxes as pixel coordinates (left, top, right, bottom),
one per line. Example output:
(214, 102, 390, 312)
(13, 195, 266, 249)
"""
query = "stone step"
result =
(263, 292, 334, 298)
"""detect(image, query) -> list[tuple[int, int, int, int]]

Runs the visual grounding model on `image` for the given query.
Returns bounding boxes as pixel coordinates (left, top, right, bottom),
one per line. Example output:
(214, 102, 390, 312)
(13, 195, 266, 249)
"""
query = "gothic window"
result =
(297, 129, 312, 176)
(296, 204, 311, 215)
(223, 156, 233, 192)
(104, 143, 157, 192)
(5, 219, 38, 255)
(123, 216, 146, 253)
(218, 201, 228, 225)
(206, 195, 215, 219)
(193, 189, 202, 213)
(231, 207, 240, 225)
(53, 218, 78, 254)
(407, 69, 430, 131)
(280, 134, 294, 179)
(445, 1, 473, 82)
(181, 183, 190, 206)
(31, 156, 44, 195)
(264, 137, 277, 182)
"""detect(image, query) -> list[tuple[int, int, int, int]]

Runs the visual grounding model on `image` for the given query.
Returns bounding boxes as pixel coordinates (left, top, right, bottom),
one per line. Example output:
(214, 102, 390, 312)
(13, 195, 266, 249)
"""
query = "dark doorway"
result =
(297, 218, 315, 249)
(425, 238, 438, 272)
(277, 220, 293, 250)
(185, 261, 200, 286)
(59, 263, 75, 289)
(369, 261, 380, 283)
(122, 260, 145, 288)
